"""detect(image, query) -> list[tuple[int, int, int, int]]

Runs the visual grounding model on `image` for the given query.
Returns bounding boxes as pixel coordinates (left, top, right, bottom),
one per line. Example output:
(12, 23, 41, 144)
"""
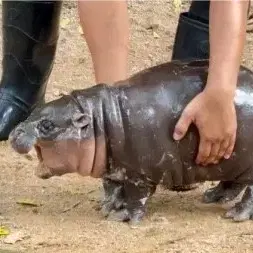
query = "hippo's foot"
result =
(224, 186, 253, 222)
(102, 176, 156, 224)
(203, 181, 246, 204)
(107, 207, 145, 225)
(101, 178, 125, 217)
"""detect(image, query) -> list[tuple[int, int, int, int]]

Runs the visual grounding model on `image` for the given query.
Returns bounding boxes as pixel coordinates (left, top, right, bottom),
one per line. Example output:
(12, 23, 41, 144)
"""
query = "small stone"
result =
(78, 58, 85, 64)
(63, 1, 76, 9)
(24, 154, 33, 161)
(151, 214, 168, 223)
(78, 26, 83, 35)
(153, 31, 160, 38)
(53, 89, 61, 97)
(145, 17, 161, 30)
(93, 204, 101, 211)
(32, 208, 39, 214)
(148, 54, 153, 60)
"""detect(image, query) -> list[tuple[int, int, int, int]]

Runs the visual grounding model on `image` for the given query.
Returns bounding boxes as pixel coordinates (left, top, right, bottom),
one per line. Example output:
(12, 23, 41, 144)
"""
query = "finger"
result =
(205, 142, 221, 165)
(215, 138, 230, 162)
(173, 110, 193, 141)
(196, 138, 212, 165)
(224, 133, 236, 159)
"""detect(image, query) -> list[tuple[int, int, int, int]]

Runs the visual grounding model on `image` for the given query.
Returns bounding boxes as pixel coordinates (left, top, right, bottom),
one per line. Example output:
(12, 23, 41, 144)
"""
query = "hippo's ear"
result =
(72, 112, 91, 129)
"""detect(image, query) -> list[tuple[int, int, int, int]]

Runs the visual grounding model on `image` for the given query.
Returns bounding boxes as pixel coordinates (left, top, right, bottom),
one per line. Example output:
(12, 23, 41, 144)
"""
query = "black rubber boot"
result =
(171, 0, 210, 60)
(0, 1, 62, 141)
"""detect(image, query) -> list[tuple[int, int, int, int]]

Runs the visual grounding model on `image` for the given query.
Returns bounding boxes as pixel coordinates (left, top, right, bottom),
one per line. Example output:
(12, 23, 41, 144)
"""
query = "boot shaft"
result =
(171, 0, 210, 61)
(1, 1, 62, 103)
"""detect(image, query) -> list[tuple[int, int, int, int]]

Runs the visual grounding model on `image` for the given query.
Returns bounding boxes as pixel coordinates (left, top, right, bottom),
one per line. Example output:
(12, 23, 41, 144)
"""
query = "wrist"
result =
(205, 84, 236, 98)
(203, 85, 236, 102)
(205, 70, 238, 99)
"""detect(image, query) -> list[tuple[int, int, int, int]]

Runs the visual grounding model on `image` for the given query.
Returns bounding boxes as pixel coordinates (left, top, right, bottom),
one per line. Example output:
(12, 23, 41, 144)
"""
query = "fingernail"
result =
(173, 133, 181, 141)
(224, 154, 230, 159)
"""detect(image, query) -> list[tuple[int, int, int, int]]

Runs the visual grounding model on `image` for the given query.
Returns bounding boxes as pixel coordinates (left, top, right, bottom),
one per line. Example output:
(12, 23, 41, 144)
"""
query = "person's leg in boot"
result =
(171, 0, 210, 61)
(0, 1, 62, 140)
(77, 0, 129, 84)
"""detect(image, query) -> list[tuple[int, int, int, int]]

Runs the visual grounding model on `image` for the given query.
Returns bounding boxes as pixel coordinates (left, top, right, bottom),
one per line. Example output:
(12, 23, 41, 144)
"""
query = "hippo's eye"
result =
(37, 119, 55, 135)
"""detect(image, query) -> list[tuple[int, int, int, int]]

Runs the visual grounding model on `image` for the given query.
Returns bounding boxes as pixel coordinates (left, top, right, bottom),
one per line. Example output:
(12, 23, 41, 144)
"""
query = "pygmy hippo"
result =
(9, 59, 253, 224)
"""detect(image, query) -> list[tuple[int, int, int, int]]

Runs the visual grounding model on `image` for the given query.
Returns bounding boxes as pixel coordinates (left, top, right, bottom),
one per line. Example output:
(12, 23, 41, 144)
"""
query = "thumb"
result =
(173, 110, 193, 141)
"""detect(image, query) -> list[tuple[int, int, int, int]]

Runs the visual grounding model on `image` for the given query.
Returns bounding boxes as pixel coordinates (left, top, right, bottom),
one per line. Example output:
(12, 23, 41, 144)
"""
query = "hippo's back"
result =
(107, 60, 253, 185)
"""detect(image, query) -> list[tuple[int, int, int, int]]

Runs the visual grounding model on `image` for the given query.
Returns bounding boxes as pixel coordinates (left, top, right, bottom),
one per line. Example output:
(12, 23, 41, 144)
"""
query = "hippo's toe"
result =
(101, 199, 125, 217)
(107, 209, 130, 222)
(225, 204, 253, 222)
(107, 208, 145, 224)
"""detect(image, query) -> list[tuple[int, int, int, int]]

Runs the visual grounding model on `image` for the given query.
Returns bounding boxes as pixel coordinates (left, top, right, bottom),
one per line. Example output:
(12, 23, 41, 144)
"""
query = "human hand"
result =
(173, 89, 237, 166)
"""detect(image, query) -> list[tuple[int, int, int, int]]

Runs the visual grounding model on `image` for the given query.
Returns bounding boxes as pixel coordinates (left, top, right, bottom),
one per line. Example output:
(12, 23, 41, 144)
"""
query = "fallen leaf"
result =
(4, 231, 28, 244)
(16, 199, 41, 207)
(172, 0, 182, 13)
(0, 250, 20, 253)
(0, 226, 10, 236)
(145, 23, 159, 30)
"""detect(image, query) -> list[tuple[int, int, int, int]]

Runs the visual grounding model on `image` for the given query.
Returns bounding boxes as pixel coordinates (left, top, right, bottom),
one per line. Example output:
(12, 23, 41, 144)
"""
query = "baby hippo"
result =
(9, 59, 253, 224)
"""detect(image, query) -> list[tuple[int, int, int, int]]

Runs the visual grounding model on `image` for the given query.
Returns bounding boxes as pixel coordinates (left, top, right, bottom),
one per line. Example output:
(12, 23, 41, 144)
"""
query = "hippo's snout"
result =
(9, 125, 37, 154)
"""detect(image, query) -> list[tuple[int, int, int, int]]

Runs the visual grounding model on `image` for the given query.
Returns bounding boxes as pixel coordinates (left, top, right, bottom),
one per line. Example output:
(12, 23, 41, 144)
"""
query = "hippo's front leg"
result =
(107, 177, 157, 224)
(101, 178, 125, 217)
(203, 181, 246, 204)
(225, 185, 253, 222)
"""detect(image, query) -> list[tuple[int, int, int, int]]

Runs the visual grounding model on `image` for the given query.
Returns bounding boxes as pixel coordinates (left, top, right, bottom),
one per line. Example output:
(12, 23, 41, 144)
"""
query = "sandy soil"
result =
(0, 1, 253, 252)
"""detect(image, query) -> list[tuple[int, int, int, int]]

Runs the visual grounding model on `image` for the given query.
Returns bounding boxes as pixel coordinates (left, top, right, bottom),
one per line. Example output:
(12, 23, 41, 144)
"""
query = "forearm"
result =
(206, 0, 248, 97)
(78, 1, 129, 84)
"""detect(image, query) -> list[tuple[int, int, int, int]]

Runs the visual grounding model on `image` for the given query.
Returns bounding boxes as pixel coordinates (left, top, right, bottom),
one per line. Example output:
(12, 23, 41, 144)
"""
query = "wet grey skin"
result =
(9, 59, 253, 224)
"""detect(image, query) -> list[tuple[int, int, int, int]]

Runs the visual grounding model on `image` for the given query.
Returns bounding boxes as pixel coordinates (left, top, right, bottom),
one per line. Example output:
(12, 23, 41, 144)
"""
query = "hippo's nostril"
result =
(15, 128, 25, 137)
(9, 127, 36, 155)
(9, 128, 22, 143)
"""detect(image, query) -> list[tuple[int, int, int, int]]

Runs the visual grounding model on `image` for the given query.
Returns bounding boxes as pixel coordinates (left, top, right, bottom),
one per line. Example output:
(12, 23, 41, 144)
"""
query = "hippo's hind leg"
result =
(203, 181, 246, 204)
(225, 185, 253, 222)
(107, 177, 157, 224)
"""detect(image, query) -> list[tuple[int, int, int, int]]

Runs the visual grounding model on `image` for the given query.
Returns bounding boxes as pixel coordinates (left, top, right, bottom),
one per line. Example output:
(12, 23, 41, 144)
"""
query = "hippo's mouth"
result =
(34, 144, 72, 179)
(34, 145, 54, 179)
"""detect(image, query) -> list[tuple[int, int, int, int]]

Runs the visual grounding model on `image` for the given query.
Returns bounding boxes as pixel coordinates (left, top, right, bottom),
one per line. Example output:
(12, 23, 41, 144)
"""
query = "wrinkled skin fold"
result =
(9, 59, 253, 224)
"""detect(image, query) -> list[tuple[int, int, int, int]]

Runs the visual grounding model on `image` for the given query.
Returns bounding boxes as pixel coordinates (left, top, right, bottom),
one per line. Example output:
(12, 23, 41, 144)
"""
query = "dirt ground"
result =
(0, 1, 253, 252)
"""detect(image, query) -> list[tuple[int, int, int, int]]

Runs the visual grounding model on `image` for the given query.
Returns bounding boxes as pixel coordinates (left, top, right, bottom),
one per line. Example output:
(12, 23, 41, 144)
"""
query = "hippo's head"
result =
(9, 93, 106, 179)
